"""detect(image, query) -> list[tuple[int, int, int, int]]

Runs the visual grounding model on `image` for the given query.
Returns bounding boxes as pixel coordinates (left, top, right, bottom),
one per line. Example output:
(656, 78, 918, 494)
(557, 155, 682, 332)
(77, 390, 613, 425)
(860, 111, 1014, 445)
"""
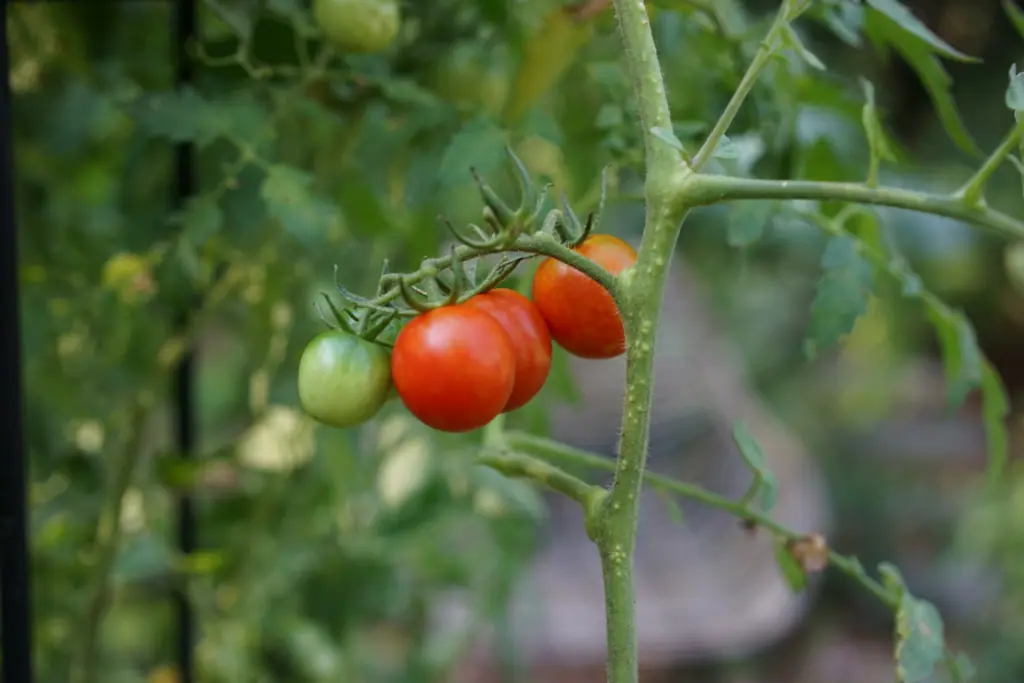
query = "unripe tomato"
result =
(298, 330, 392, 428)
(431, 44, 510, 116)
(531, 234, 637, 359)
(391, 306, 516, 432)
(463, 289, 552, 412)
(313, 0, 400, 54)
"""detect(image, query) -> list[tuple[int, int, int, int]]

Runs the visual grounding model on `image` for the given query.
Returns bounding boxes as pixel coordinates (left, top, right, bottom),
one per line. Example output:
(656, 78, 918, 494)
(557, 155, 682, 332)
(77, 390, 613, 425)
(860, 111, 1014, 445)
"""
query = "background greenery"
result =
(8, 0, 1024, 681)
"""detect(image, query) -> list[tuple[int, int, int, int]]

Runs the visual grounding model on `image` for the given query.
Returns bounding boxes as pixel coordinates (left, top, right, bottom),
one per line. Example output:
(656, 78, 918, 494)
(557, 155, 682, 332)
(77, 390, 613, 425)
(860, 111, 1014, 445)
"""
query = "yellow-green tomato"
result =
(313, 0, 400, 54)
(298, 330, 392, 428)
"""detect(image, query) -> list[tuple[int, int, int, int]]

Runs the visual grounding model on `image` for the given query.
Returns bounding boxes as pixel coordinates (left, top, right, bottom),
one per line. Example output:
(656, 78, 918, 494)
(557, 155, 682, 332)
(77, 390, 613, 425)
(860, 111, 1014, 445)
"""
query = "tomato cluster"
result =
(298, 235, 637, 433)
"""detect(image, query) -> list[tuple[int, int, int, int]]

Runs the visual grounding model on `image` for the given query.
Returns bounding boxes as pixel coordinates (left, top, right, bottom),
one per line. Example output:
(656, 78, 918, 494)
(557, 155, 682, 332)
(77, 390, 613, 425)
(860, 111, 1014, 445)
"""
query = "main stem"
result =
(600, 3, 689, 682)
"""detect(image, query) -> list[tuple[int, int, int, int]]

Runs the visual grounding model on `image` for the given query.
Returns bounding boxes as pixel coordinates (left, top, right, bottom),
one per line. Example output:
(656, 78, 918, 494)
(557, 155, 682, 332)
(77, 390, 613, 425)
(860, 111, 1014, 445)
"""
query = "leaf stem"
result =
(478, 450, 603, 509)
(691, 2, 792, 170)
(956, 121, 1024, 206)
(685, 174, 1024, 240)
(504, 431, 893, 607)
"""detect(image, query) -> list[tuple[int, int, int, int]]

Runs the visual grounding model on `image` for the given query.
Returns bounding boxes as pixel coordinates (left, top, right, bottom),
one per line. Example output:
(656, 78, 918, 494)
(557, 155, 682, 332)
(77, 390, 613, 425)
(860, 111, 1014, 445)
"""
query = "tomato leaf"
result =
(878, 563, 946, 683)
(260, 165, 341, 244)
(726, 200, 775, 247)
(731, 421, 778, 513)
(649, 126, 687, 153)
(177, 194, 223, 246)
(873, 240, 1009, 485)
(1003, 0, 1024, 41)
(713, 135, 740, 159)
(780, 24, 826, 71)
(927, 307, 982, 409)
(980, 362, 1010, 487)
(772, 539, 808, 593)
(949, 652, 977, 683)
(805, 235, 874, 358)
(864, 10, 979, 155)
(1006, 64, 1024, 115)
(129, 88, 222, 146)
(438, 118, 508, 189)
(865, 0, 976, 61)
(814, 2, 865, 46)
(860, 79, 899, 185)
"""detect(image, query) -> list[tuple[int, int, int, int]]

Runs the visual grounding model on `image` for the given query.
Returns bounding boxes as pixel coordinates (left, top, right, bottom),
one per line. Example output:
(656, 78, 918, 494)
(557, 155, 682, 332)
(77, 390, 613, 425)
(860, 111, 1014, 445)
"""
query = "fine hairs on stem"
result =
(572, 0, 1024, 681)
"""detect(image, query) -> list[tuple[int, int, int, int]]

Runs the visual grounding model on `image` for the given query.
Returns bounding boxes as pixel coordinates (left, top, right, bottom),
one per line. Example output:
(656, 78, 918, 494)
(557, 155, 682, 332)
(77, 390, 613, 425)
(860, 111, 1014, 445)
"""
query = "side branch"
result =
(502, 430, 892, 611)
(956, 121, 1024, 206)
(478, 449, 603, 509)
(686, 174, 1024, 240)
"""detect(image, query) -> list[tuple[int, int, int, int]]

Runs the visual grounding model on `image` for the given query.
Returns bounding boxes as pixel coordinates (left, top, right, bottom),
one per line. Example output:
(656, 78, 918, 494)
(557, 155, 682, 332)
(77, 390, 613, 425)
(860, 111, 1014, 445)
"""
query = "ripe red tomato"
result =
(463, 289, 552, 412)
(531, 234, 637, 359)
(391, 305, 516, 432)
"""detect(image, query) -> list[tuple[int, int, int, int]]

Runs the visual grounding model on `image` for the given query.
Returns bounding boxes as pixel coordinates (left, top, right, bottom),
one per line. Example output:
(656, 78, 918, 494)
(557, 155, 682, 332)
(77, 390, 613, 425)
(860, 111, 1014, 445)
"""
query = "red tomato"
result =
(531, 234, 637, 359)
(463, 289, 552, 412)
(391, 305, 516, 432)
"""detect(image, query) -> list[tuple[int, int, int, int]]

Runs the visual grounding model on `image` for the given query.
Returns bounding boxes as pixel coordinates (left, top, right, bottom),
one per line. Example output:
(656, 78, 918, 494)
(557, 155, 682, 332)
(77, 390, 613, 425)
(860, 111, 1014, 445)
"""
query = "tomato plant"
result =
(531, 234, 637, 359)
(297, 330, 392, 428)
(312, 0, 400, 54)
(390, 305, 516, 433)
(463, 289, 552, 413)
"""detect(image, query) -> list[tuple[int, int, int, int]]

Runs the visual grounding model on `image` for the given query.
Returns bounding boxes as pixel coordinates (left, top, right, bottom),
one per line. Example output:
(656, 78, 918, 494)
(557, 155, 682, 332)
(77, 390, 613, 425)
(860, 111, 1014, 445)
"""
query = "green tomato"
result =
(432, 44, 510, 116)
(298, 330, 392, 428)
(313, 0, 400, 54)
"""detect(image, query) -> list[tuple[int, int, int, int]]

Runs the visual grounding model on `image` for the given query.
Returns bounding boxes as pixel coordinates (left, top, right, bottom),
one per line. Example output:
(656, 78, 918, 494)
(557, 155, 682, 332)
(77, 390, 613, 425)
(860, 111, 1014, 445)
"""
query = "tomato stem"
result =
(477, 450, 599, 508)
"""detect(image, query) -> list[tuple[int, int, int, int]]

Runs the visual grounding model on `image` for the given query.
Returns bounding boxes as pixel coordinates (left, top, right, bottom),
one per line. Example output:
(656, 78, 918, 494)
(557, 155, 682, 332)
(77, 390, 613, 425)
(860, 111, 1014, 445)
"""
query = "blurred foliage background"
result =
(7, 0, 1024, 681)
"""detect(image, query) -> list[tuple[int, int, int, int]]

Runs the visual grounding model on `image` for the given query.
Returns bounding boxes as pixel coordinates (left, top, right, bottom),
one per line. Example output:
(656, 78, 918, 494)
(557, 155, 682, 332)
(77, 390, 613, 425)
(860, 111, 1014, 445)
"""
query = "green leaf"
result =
(805, 236, 874, 357)
(896, 596, 945, 682)
(883, 240, 1007, 486)
(861, 79, 899, 184)
(438, 118, 508, 189)
(981, 362, 1010, 486)
(178, 194, 223, 245)
(129, 88, 223, 146)
(772, 539, 808, 593)
(949, 652, 977, 682)
(260, 165, 341, 243)
(781, 24, 826, 70)
(926, 308, 982, 408)
(731, 421, 778, 513)
(878, 563, 946, 683)
(713, 135, 739, 159)
(1006, 64, 1024, 114)
(865, 0, 976, 61)
(1002, 0, 1024, 42)
(650, 126, 687, 152)
(865, 12, 980, 155)
(726, 200, 774, 247)
(817, 2, 865, 46)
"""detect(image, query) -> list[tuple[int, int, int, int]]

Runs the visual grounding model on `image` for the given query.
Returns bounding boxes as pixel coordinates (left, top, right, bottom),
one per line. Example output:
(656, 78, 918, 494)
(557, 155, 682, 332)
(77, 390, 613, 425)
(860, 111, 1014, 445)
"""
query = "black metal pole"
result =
(173, 2, 197, 683)
(0, 0, 35, 681)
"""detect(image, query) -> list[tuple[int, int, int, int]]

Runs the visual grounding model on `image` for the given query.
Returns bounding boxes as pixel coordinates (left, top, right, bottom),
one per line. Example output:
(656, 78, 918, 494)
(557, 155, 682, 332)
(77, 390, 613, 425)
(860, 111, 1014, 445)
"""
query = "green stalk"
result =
(956, 121, 1024, 206)
(684, 174, 1024, 240)
(598, 2, 692, 682)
